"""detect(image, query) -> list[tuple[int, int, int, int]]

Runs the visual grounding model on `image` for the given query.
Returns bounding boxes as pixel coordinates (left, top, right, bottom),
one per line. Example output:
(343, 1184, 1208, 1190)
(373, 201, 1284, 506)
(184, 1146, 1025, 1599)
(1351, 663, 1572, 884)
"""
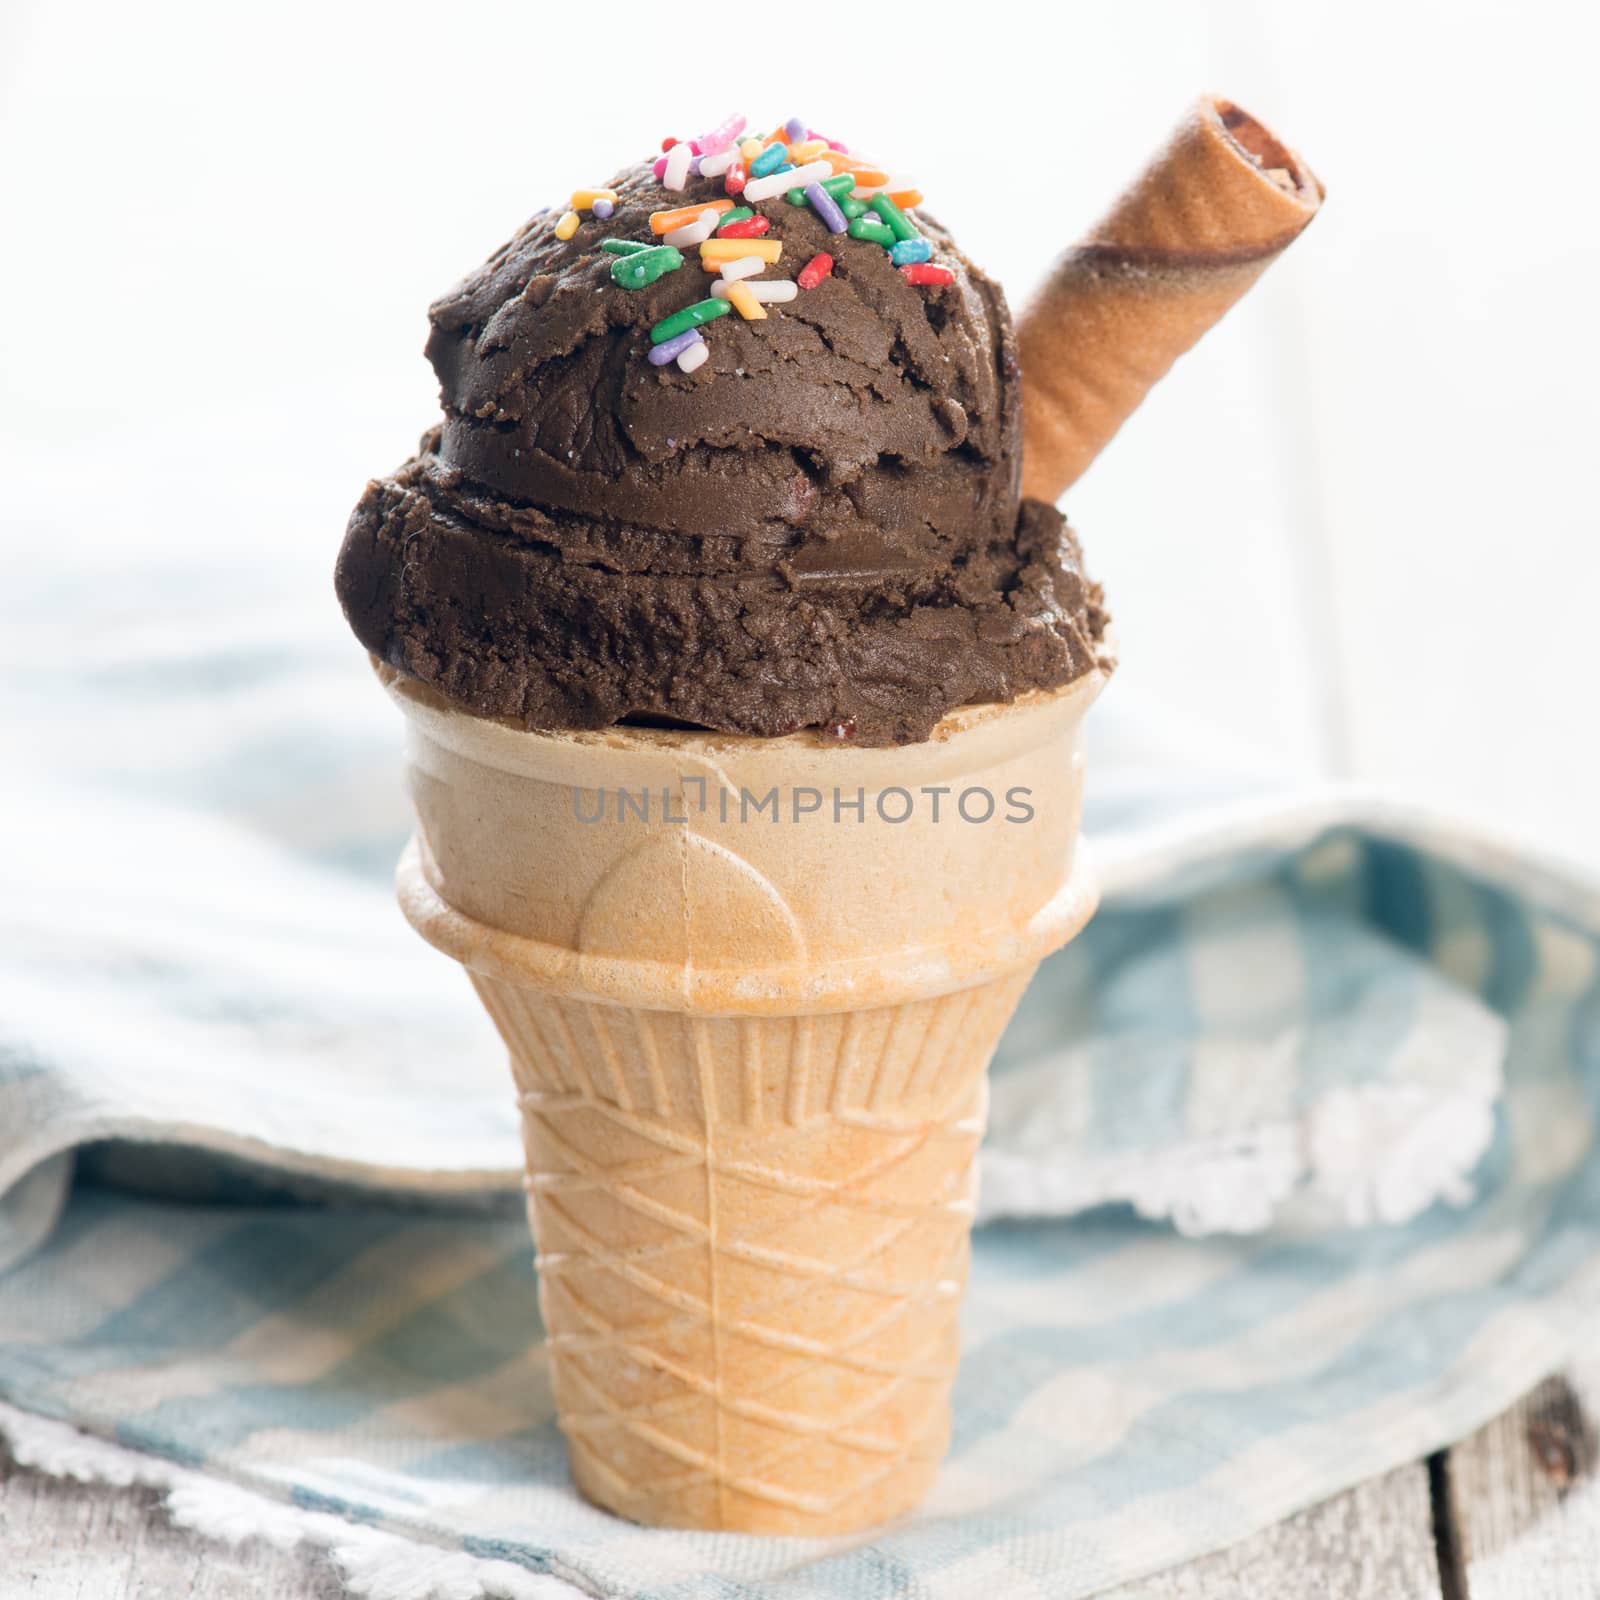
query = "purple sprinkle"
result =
(806, 181, 848, 234)
(648, 328, 704, 366)
(783, 116, 806, 143)
(687, 153, 703, 176)
(592, 197, 614, 219)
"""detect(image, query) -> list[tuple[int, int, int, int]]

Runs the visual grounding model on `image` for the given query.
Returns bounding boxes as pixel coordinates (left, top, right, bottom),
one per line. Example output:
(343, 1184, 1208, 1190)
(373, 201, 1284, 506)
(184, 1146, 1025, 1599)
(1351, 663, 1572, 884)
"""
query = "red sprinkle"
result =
(717, 215, 770, 240)
(900, 262, 954, 286)
(661, 136, 679, 152)
(797, 252, 833, 290)
(724, 161, 747, 197)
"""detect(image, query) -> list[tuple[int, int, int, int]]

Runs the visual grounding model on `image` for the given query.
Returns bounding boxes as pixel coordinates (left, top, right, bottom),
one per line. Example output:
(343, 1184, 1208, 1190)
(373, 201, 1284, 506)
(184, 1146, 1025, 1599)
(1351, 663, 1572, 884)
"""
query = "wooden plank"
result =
(1105, 1464, 1443, 1599)
(0, 1433, 342, 1600)
(2, 1440, 1444, 1600)
(1447, 1364, 1600, 1599)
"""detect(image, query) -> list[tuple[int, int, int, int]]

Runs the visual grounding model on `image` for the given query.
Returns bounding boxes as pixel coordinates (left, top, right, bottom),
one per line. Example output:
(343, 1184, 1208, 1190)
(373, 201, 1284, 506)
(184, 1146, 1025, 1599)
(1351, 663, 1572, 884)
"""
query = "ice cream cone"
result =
(380, 663, 1105, 1532)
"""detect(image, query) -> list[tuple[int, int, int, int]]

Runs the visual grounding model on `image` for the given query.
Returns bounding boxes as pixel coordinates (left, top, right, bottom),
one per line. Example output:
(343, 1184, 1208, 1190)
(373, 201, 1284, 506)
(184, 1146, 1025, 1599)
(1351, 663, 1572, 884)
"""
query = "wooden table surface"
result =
(4, 1356, 1596, 1599)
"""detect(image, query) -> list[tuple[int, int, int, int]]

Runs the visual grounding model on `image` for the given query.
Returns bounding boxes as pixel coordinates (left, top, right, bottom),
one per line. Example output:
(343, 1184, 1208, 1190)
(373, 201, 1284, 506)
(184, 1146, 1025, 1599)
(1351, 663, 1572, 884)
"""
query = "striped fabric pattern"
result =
(3, 554, 1599, 1595)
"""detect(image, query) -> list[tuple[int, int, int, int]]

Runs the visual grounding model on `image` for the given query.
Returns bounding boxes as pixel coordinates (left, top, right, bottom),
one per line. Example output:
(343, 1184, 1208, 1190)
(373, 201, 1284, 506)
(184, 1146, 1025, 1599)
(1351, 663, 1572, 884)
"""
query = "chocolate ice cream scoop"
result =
(336, 154, 1110, 745)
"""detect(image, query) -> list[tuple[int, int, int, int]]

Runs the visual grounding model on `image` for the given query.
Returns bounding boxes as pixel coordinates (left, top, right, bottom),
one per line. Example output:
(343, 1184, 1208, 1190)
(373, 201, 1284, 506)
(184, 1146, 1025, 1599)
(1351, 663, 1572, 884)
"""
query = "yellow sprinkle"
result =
(570, 187, 618, 210)
(555, 209, 580, 241)
(789, 139, 827, 163)
(738, 136, 765, 161)
(727, 281, 766, 321)
(699, 238, 782, 263)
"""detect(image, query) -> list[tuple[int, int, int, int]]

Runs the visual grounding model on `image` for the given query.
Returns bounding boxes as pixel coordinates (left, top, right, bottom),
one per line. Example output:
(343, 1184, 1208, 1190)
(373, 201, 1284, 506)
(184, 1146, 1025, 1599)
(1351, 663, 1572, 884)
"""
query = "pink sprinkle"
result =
(652, 155, 667, 181)
(697, 113, 747, 155)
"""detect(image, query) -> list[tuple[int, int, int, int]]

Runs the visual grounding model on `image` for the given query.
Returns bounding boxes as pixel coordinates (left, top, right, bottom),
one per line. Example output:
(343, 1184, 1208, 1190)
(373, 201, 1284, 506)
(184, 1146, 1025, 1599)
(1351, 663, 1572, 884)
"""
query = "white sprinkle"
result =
(717, 255, 766, 282)
(664, 207, 720, 247)
(713, 277, 797, 304)
(676, 340, 709, 373)
(742, 279, 797, 303)
(698, 148, 734, 178)
(742, 159, 829, 203)
(663, 142, 693, 191)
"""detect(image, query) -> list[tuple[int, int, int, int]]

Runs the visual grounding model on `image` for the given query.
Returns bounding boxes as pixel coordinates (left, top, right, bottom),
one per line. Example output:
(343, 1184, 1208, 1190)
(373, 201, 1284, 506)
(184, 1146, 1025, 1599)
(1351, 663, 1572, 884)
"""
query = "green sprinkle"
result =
(610, 245, 684, 289)
(793, 173, 858, 207)
(839, 196, 869, 220)
(847, 218, 896, 247)
(870, 194, 918, 242)
(601, 239, 653, 256)
(715, 207, 755, 231)
(649, 297, 731, 344)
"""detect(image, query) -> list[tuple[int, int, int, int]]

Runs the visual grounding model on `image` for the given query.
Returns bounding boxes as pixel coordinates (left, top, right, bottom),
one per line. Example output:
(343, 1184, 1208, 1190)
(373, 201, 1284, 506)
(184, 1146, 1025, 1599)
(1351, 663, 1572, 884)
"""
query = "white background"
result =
(3, 1, 1596, 864)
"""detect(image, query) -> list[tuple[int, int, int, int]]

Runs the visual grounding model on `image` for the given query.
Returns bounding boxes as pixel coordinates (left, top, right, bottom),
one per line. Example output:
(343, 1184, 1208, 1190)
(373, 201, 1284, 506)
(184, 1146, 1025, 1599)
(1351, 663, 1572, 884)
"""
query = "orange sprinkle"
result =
(726, 281, 766, 321)
(888, 187, 924, 209)
(817, 148, 885, 177)
(698, 237, 782, 262)
(650, 198, 735, 235)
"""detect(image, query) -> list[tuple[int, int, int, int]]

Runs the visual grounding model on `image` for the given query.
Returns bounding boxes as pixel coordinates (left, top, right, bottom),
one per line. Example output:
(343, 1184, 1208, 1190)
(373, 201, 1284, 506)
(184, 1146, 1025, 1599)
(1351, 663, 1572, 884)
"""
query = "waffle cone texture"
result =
(383, 664, 1105, 1531)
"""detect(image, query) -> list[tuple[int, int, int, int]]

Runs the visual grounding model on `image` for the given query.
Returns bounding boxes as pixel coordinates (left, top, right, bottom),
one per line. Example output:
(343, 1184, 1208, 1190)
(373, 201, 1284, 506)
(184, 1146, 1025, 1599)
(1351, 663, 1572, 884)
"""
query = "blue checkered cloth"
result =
(3, 555, 1598, 1598)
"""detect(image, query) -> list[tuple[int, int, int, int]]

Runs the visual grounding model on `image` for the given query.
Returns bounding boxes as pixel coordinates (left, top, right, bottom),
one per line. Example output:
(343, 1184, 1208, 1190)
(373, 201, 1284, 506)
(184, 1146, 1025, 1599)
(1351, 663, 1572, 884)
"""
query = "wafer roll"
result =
(1018, 95, 1324, 501)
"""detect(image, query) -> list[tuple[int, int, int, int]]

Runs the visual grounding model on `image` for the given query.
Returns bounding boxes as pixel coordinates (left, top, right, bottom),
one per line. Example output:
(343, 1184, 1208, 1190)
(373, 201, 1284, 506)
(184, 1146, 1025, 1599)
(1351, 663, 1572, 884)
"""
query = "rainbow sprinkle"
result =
(747, 142, 788, 179)
(561, 112, 952, 380)
(890, 238, 932, 266)
(648, 327, 703, 366)
(797, 252, 833, 289)
(649, 298, 731, 344)
(610, 245, 683, 289)
(805, 181, 847, 234)
(847, 217, 895, 247)
(725, 280, 766, 321)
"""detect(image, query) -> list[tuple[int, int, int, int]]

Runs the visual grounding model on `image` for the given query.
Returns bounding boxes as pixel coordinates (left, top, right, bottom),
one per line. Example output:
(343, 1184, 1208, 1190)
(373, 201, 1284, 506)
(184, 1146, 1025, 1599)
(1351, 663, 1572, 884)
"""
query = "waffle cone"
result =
(380, 665, 1105, 1532)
